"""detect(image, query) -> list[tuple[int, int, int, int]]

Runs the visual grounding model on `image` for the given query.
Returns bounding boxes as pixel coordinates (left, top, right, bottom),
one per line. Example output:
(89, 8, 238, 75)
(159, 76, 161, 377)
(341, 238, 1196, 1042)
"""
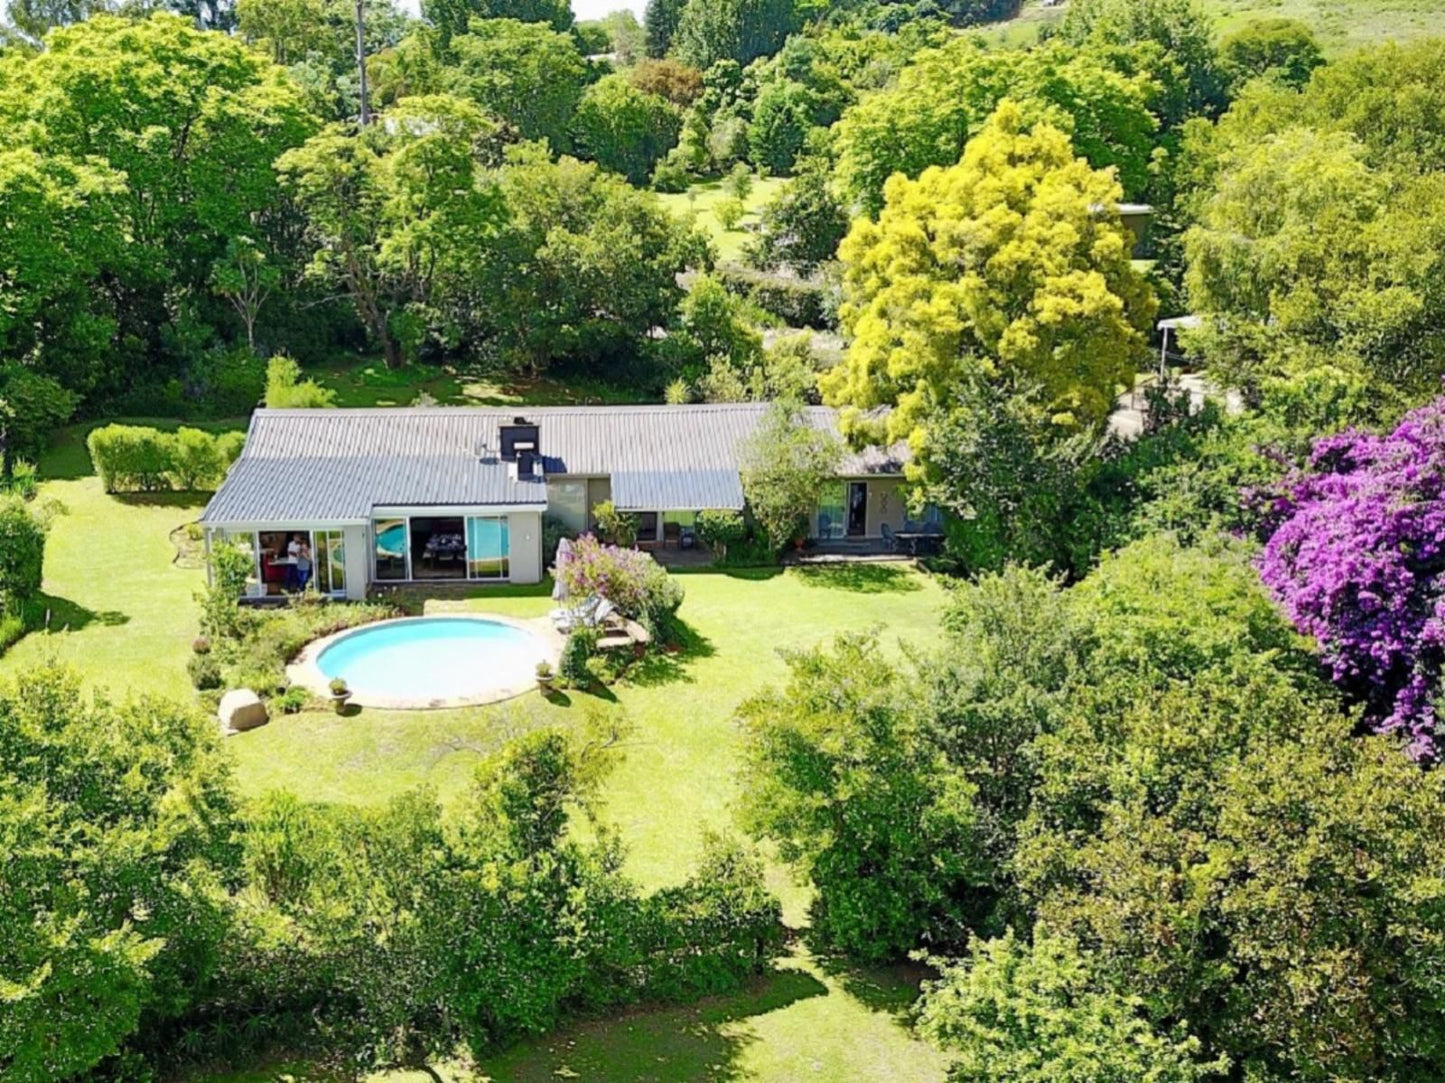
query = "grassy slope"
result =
(982, 0, 1445, 52)
(656, 175, 787, 262)
(4, 426, 950, 1083)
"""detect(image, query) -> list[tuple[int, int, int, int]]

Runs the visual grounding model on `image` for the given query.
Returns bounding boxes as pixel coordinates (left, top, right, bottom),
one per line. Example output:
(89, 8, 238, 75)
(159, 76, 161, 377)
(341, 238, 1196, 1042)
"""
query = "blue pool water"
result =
(376, 523, 407, 558)
(318, 617, 548, 702)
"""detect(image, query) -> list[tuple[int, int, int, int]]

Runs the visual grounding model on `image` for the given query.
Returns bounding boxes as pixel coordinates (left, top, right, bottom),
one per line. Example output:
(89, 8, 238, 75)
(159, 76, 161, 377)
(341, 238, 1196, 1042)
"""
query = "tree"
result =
(747, 78, 815, 174)
(738, 633, 990, 958)
(277, 96, 509, 369)
(1057, 0, 1225, 119)
(235, 0, 327, 63)
(446, 18, 587, 150)
(1183, 128, 1445, 395)
(1218, 17, 1322, 91)
(674, 275, 762, 371)
(423, 0, 572, 46)
(0, 366, 76, 476)
(695, 509, 745, 561)
(738, 401, 840, 549)
(644, 0, 686, 58)
(1258, 396, 1445, 758)
(570, 73, 682, 185)
(834, 39, 1159, 216)
(629, 57, 704, 107)
(0, 665, 240, 1082)
(210, 237, 280, 351)
(744, 158, 849, 274)
(674, 0, 799, 71)
(918, 930, 1218, 1083)
(824, 104, 1155, 495)
(0, 14, 316, 396)
(2, 0, 111, 45)
(600, 9, 644, 64)
(484, 146, 707, 375)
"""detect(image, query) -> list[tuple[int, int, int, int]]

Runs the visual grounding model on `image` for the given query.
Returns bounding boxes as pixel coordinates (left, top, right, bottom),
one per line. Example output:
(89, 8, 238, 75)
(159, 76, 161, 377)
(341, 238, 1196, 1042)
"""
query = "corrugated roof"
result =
(202, 404, 905, 524)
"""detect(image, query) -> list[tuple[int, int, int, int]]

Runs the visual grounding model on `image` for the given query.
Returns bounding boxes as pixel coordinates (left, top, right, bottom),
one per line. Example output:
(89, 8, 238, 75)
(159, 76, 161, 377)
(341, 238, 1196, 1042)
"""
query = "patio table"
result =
(894, 532, 944, 557)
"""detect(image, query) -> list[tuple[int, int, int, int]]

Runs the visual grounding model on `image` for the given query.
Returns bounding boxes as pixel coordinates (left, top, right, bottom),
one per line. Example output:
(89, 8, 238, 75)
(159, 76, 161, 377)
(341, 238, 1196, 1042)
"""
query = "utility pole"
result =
(355, 0, 370, 127)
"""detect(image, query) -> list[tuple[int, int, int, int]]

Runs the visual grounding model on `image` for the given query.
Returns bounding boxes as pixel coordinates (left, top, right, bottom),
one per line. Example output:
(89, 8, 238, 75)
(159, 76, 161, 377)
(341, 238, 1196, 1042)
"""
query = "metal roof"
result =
(201, 403, 906, 524)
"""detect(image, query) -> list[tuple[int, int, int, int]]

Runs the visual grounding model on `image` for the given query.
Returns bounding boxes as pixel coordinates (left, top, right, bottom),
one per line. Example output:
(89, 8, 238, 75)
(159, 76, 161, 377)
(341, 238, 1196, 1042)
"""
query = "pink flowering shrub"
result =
(556, 534, 684, 632)
(1258, 398, 1445, 757)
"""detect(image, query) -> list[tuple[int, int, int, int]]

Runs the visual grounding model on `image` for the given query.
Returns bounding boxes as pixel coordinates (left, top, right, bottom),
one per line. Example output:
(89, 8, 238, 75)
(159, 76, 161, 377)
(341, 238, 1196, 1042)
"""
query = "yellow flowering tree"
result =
(823, 102, 1156, 491)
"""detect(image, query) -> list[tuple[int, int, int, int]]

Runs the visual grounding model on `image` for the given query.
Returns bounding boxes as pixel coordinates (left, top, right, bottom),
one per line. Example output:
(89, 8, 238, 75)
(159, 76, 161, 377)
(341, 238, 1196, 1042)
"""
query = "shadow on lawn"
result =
(479, 966, 828, 1082)
(792, 564, 921, 595)
(814, 956, 935, 1025)
(624, 620, 716, 687)
(34, 593, 129, 632)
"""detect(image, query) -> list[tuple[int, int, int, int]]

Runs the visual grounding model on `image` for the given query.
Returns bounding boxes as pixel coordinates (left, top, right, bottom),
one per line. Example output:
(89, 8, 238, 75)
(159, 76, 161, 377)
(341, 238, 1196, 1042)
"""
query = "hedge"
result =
(88, 424, 245, 493)
(716, 262, 837, 329)
(0, 496, 45, 610)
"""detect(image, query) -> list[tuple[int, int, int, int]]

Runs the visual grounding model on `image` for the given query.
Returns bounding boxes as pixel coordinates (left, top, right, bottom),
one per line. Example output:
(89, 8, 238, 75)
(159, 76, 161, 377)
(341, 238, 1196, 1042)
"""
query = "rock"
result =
(218, 689, 269, 733)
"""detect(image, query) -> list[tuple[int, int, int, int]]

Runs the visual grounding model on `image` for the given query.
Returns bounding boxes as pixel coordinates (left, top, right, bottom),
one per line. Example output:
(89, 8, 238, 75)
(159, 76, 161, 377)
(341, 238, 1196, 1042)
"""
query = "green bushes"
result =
(88, 424, 244, 493)
(263, 354, 336, 409)
(559, 627, 599, 686)
(0, 497, 45, 615)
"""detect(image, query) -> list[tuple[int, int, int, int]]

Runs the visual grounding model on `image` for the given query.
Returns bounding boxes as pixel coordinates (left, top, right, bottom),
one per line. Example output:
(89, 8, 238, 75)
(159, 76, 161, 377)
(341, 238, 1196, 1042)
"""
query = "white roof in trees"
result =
(200, 403, 907, 525)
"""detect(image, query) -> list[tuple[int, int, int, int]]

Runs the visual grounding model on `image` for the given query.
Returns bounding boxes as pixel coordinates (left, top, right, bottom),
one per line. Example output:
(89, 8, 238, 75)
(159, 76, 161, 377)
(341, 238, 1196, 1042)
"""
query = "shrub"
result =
(718, 263, 835, 328)
(716, 196, 745, 231)
(557, 534, 681, 626)
(264, 354, 336, 409)
(2, 460, 39, 501)
(188, 653, 223, 691)
(0, 497, 46, 612)
(593, 500, 639, 547)
(276, 686, 310, 714)
(697, 509, 746, 562)
(87, 424, 243, 493)
(87, 424, 174, 492)
(559, 627, 598, 685)
(739, 402, 842, 550)
(192, 636, 212, 655)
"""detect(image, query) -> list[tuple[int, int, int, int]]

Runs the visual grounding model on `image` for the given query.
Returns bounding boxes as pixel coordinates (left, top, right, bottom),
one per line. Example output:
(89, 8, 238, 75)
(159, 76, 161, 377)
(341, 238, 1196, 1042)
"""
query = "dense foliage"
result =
(1, 665, 780, 1080)
(738, 401, 842, 548)
(743, 536, 1445, 1079)
(824, 104, 1155, 517)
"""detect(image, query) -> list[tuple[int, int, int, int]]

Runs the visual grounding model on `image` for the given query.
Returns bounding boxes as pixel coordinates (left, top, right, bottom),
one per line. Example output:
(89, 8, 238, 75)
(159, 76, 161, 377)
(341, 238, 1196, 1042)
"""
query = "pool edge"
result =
(286, 613, 564, 711)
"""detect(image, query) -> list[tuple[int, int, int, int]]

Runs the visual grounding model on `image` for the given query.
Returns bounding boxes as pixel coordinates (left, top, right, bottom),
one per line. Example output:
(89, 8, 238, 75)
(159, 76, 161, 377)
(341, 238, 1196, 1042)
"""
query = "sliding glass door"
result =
(466, 516, 510, 580)
(816, 483, 846, 540)
(316, 530, 347, 597)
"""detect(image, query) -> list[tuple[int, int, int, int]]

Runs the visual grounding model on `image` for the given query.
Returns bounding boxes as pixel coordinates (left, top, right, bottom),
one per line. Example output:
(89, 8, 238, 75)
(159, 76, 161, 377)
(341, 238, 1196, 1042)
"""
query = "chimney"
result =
(499, 416, 540, 462)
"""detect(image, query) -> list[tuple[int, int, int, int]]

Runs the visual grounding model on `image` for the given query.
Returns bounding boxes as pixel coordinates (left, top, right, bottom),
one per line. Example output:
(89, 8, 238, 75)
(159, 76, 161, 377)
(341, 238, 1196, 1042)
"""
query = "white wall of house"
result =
(508, 511, 543, 585)
(342, 524, 368, 600)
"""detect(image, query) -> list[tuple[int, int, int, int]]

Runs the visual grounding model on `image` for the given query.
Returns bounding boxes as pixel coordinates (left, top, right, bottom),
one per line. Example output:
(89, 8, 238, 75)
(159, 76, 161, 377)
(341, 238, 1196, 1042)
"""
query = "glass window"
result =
(218, 529, 263, 597)
(816, 483, 845, 540)
(547, 479, 588, 534)
(373, 518, 408, 581)
(467, 516, 510, 580)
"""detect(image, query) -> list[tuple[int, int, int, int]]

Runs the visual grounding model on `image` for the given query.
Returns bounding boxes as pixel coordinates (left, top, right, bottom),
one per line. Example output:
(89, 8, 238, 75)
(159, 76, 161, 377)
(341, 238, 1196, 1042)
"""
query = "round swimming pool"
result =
(311, 616, 554, 708)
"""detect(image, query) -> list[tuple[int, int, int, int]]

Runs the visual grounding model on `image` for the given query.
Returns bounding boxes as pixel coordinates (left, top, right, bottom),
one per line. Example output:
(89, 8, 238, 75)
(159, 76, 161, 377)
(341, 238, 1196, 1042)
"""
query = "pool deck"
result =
(287, 613, 564, 711)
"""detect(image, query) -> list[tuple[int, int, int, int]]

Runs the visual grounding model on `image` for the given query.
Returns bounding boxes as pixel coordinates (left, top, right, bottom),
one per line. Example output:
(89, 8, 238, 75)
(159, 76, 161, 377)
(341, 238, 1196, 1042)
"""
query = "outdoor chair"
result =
(551, 595, 601, 633)
(881, 523, 898, 553)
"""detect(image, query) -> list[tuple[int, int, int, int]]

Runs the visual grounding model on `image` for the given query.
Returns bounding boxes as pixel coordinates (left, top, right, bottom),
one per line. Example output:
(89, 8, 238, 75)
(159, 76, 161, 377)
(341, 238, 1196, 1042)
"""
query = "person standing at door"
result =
(285, 534, 302, 590)
(295, 538, 313, 592)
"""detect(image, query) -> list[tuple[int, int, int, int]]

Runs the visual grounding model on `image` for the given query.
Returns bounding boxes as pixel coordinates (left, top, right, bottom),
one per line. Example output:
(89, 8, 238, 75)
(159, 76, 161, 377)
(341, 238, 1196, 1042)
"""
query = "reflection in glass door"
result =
(316, 530, 347, 596)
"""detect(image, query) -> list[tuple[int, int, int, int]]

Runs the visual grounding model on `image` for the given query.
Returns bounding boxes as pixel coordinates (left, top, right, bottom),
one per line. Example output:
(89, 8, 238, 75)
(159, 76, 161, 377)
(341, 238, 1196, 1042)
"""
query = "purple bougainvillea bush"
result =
(1258, 398, 1445, 758)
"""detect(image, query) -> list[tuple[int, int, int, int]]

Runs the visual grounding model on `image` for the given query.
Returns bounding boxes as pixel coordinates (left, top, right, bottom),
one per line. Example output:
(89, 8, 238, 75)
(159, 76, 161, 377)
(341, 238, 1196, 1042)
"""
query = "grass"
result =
(656, 174, 788, 263)
(978, 0, 1445, 53)
(308, 355, 652, 409)
(6, 421, 952, 1083)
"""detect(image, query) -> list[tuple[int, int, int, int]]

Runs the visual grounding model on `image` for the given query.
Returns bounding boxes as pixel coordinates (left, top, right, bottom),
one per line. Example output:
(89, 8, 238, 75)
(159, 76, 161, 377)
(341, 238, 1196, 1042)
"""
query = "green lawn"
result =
(4, 423, 951, 1083)
(308, 355, 652, 409)
(980, 0, 1445, 52)
(656, 175, 787, 263)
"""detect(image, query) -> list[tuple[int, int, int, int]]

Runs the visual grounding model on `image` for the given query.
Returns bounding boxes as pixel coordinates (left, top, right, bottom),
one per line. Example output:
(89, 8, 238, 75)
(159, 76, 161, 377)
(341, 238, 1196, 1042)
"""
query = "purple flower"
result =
(1258, 399, 1445, 758)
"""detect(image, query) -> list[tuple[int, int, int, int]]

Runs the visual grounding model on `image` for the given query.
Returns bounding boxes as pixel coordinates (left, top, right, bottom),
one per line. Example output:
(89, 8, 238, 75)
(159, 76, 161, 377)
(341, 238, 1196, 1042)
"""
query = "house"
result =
(199, 404, 920, 598)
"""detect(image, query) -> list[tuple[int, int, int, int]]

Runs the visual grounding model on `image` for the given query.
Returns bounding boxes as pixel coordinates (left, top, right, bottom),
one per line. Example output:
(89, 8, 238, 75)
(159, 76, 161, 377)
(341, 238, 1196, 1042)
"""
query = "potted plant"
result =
(328, 677, 352, 713)
(535, 660, 555, 693)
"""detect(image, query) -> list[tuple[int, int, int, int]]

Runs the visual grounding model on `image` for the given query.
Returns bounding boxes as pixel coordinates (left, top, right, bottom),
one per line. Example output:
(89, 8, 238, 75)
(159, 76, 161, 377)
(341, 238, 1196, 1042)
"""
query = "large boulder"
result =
(218, 689, 269, 733)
